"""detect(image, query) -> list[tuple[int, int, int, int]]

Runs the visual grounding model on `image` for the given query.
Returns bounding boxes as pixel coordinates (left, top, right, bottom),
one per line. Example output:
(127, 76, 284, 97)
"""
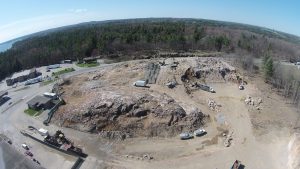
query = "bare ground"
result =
(53, 57, 299, 169)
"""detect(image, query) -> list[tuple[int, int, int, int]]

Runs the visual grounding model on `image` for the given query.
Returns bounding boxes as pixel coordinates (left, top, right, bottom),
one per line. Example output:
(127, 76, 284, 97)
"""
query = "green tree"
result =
(263, 55, 274, 80)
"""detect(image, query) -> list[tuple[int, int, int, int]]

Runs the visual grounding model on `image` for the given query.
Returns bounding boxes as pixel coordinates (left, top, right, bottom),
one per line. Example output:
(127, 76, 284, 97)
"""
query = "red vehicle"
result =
(231, 160, 241, 169)
(25, 151, 33, 157)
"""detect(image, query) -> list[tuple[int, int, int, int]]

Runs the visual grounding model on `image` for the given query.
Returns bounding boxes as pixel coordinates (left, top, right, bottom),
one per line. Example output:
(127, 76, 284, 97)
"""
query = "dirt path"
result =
(113, 83, 290, 169)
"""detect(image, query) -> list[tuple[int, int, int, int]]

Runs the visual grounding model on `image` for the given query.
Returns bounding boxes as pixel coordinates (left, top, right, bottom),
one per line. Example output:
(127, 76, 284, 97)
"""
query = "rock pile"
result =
(208, 99, 221, 112)
(245, 96, 262, 109)
(54, 89, 208, 138)
(124, 154, 154, 161)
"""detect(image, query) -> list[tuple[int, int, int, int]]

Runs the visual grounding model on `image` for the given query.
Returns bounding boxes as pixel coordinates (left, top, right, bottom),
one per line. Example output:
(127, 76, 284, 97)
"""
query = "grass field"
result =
(52, 68, 75, 76)
(41, 79, 55, 86)
(76, 62, 99, 67)
(24, 108, 43, 116)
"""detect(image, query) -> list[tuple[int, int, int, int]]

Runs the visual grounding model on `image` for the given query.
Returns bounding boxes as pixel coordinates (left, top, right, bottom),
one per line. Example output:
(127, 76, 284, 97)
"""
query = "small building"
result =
(47, 64, 60, 70)
(0, 91, 8, 104)
(61, 60, 72, 64)
(83, 57, 97, 63)
(26, 95, 53, 110)
(24, 76, 42, 86)
(133, 80, 147, 87)
(0, 91, 8, 98)
(28, 68, 41, 79)
(38, 128, 49, 136)
(6, 68, 41, 86)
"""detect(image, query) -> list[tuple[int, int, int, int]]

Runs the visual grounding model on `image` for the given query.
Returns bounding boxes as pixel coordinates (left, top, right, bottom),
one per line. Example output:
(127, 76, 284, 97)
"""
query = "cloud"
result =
(0, 12, 102, 43)
(68, 8, 88, 13)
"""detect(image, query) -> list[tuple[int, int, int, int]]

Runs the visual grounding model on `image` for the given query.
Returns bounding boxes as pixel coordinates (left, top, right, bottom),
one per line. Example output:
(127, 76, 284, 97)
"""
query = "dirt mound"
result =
(288, 133, 300, 169)
(54, 88, 208, 138)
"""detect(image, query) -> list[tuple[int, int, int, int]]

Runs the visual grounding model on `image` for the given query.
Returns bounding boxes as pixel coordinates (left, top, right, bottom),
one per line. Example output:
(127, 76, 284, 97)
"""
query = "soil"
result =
(53, 57, 299, 169)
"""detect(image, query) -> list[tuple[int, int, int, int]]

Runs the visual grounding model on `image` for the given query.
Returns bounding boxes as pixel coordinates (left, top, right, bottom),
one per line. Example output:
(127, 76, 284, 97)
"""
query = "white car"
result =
(21, 143, 29, 150)
(179, 132, 194, 140)
(194, 128, 206, 136)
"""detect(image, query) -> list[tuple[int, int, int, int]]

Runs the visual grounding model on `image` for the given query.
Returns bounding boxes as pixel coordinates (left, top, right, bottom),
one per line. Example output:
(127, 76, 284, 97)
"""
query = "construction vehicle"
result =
(231, 160, 241, 169)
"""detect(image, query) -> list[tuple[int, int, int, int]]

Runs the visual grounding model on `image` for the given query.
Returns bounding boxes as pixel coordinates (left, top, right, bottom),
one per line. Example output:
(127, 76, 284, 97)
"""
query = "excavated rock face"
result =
(180, 58, 237, 83)
(54, 89, 207, 138)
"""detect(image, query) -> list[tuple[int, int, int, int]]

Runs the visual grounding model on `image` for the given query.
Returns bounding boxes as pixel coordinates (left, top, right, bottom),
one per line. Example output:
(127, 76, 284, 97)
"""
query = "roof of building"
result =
(83, 57, 98, 61)
(29, 68, 37, 73)
(47, 64, 60, 69)
(11, 70, 31, 79)
(0, 90, 8, 98)
(26, 95, 52, 106)
(43, 92, 57, 97)
(0, 141, 43, 169)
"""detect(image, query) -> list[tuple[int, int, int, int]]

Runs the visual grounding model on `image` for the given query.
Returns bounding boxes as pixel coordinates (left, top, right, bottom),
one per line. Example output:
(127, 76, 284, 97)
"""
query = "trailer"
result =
(194, 83, 215, 93)
(25, 76, 42, 85)
(133, 80, 147, 87)
(38, 128, 49, 136)
(43, 92, 58, 99)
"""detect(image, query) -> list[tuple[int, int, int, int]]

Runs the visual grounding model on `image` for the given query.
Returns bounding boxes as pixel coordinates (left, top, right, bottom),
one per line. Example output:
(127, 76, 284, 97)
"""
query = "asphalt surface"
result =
(0, 63, 118, 169)
(0, 141, 44, 169)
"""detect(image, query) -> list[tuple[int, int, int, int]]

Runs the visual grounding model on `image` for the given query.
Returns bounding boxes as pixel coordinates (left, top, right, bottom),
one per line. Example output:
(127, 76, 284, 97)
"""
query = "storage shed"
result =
(26, 95, 53, 110)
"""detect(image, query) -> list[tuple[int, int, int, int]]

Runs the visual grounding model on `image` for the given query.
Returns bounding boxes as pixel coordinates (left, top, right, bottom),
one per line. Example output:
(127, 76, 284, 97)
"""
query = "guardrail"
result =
(43, 97, 64, 125)
(71, 158, 84, 169)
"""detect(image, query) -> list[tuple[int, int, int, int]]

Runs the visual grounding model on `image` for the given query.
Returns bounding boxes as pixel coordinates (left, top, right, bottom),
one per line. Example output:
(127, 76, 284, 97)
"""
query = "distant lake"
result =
(0, 41, 13, 52)
(0, 38, 23, 53)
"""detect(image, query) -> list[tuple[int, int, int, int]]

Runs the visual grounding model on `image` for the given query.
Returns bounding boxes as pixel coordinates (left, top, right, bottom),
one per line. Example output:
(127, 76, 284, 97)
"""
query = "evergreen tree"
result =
(263, 55, 274, 80)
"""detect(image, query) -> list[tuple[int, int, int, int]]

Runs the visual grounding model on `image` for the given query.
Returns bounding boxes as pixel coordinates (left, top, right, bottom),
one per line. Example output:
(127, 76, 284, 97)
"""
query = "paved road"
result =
(0, 63, 119, 169)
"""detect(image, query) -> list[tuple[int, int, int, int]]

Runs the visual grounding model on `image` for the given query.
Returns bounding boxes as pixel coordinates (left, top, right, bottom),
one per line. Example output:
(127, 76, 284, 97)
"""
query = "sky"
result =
(0, 0, 299, 43)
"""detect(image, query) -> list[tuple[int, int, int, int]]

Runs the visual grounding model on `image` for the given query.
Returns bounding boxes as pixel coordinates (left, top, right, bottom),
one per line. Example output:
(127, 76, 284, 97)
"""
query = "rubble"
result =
(245, 96, 262, 107)
(124, 154, 154, 161)
(223, 131, 234, 147)
(54, 89, 208, 138)
(207, 99, 221, 112)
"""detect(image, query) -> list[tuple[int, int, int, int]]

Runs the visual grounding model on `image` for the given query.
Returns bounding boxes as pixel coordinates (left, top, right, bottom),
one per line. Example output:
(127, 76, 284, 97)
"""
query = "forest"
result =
(0, 18, 300, 81)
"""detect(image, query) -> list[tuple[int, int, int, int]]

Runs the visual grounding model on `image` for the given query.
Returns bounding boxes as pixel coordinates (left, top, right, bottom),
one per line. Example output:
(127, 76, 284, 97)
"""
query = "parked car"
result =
(7, 139, 12, 145)
(21, 143, 29, 150)
(32, 158, 40, 165)
(28, 126, 37, 130)
(179, 132, 194, 140)
(25, 151, 33, 157)
(239, 85, 244, 90)
(194, 128, 206, 136)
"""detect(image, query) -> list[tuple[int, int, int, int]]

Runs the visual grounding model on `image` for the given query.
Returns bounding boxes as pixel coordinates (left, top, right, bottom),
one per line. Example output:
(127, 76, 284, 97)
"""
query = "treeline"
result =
(0, 18, 300, 81)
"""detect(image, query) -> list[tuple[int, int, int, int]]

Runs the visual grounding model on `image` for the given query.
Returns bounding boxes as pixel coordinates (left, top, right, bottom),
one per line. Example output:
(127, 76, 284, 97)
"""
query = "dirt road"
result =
(112, 83, 291, 169)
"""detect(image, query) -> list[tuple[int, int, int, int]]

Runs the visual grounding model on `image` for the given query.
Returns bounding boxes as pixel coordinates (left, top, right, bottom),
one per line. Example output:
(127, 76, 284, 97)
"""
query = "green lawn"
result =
(52, 68, 75, 76)
(41, 79, 55, 86)
(24, 108, 43, 116)
(76, 62, 99, 67)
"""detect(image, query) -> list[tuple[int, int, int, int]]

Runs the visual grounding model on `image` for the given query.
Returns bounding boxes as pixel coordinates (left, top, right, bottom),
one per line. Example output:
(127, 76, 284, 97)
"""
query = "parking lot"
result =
(0, 61, 114, 169)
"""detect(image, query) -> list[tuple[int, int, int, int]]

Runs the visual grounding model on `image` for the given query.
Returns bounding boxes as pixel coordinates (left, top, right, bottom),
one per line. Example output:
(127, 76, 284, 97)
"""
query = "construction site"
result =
(46, 56, 300, 169)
